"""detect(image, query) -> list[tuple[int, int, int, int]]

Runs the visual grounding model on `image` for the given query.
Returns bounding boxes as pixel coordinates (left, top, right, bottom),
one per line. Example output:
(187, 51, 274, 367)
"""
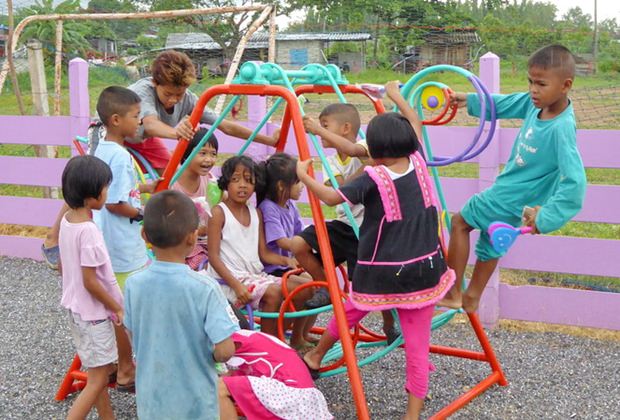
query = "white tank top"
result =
(206, 202, 264, 279)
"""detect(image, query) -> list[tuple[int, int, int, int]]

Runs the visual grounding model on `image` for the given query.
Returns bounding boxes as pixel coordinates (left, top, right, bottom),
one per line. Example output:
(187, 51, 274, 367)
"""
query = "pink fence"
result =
(1, 57, 619, 331)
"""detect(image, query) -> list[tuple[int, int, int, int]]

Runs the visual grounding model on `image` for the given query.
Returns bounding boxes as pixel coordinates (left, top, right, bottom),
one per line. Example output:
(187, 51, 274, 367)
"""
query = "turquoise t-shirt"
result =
(467, 92, 586, 233)
(93, 139, 148, 272)
(124, 261, 239, 420)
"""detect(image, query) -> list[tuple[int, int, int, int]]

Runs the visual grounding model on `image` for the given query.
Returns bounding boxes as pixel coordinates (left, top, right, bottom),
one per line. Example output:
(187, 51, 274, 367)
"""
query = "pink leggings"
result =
(327, 300, 435, 399)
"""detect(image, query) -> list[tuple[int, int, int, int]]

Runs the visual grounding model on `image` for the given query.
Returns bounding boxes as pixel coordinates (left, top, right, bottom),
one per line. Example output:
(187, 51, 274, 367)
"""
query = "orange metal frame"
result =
(55, 83, 507, 419)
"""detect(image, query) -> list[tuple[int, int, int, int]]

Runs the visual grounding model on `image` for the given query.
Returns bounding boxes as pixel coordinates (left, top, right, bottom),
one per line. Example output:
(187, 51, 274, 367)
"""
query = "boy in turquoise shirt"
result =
(441, 45, 586, 313)
(124, 190, 238, 419)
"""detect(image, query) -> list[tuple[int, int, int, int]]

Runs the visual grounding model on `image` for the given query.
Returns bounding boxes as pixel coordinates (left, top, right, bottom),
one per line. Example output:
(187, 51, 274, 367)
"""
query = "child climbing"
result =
(298, 82, 456, 420)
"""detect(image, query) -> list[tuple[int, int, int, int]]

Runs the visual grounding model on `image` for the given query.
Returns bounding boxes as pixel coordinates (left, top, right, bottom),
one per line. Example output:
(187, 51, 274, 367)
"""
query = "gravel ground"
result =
(1, 256, 619, 419)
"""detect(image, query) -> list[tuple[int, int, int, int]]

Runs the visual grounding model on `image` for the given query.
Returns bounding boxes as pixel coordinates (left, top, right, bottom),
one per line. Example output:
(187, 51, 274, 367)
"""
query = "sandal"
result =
(384, 326, 401, 346)
(301, 354, 320, 380)
(115, 380, 136, 393)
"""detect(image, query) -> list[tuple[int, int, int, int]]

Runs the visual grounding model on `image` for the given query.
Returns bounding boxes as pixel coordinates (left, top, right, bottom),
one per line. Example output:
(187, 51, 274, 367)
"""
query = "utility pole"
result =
(7, 0, 26, 115)
(593, 0, 598, 74)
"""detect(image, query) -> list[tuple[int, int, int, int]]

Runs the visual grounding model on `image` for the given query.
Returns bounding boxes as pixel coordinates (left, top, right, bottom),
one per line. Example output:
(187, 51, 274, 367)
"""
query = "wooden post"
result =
(27, 39, 59, 198)
(6, 0, 25, 115)
(477, 52, 501, 328)
(68, 58, 91, 155)
(54, 19, 63, 116)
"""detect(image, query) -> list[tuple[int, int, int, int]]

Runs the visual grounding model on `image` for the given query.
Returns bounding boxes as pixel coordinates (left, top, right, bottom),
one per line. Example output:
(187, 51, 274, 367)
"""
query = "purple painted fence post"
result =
(477, 52, 502, 328)
(245, 93, 271, 160)
(68, 58, 90, 154)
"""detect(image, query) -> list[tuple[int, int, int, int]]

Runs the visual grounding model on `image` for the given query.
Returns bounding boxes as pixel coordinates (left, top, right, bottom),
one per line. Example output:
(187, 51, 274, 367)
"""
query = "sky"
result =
(548, 0, 620, 23)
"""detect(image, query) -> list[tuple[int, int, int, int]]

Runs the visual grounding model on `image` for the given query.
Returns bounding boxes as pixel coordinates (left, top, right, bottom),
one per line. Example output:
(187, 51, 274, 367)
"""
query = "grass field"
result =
(1, 64, 618, 290)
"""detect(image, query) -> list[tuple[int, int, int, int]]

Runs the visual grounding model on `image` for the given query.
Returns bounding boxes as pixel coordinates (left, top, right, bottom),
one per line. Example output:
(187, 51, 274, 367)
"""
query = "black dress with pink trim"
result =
(337, 152, 455, 311)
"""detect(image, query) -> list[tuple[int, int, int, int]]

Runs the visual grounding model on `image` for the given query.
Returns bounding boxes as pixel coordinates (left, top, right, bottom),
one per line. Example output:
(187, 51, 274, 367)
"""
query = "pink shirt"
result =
(170, 175, 209, 198)
(171, 175, 213, 240)
(59, 216, 123, 321)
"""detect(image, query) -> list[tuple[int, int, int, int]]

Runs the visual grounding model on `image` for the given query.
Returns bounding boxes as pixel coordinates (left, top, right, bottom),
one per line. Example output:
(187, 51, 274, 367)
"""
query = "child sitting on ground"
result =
(206, 155, 313, 343)
(294, 103, 398, 344)
(58, 155, 123, 420)
(299, 82, 456, 420)
(170, 127, 220, 269)
(124, 190, 239, 419)
(440, 44, 587, 313)
(256, 152, 318, 348)
(218, 330, 332, 420)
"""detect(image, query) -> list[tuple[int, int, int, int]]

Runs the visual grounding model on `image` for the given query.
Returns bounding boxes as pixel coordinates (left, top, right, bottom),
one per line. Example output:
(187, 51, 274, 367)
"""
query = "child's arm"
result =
(219, 119, 280, 147)
(297, 159, 345, 207)
(106, 202, 141, 220)
(385, 80, 423, 141)
(213, 336, 236, 363)
(529, 129, 587, 233)
(459, 91, 532, 121)
(142, 115, 196, 140)
(303, 116, 368, 158)
(138, 178, 162, 194)
(257, 209, 297, 268)
(207, 206, 252, 304)
(82, 266, 123, 324)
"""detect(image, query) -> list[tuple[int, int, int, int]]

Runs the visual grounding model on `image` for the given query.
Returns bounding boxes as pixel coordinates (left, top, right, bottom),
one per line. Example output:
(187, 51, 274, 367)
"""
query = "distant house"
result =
(87, 37, 117, 59)
(0, 24, 8, 58)
(164, 31, 372, 77)
(573, 53, 595, 76)
(397, 28, 481, 72)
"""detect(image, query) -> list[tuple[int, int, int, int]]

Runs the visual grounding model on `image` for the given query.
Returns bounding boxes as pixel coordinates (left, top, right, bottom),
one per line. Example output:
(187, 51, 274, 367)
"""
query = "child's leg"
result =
(462, 258, 499, 313)
(439, 212, 474, 309)
(43, 202, 69, 249)
(259, 284, 283, 336)
(67, 364, 115, 420)
(396, 305, 435, 420)
(113, 324, 135, 387)
(290, 236, 326, 281)
(285, 274, 315, 349)
(218, 379, 239, 420)
(304, 299, 367, 370)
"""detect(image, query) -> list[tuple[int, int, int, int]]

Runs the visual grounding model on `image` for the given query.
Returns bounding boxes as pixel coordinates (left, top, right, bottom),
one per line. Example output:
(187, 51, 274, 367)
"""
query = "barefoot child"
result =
(295, 102, 399, 344)
(440, 44, 587, 313)
(206, 156, 313, 339)
(256, 152, 317, 349)
(58, 156, 123, 420)
(299, 83, 456, 420)
(124, 190, 239, 419)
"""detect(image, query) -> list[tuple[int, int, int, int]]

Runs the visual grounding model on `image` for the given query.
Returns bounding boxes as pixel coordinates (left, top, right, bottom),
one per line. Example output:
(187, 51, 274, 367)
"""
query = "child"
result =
(256, 152, 317, 348)
(92, 86, 163, 391)
(298, 83, 456, 420)
(206, 155, 313, 343)
(124, 190, 239, 419)
(440, 45, 587, 313)
(218, 330, 332, 420)
(58, 155, 123, 420)
(170, 127, 220, 269)
(294, 103, 399, 344)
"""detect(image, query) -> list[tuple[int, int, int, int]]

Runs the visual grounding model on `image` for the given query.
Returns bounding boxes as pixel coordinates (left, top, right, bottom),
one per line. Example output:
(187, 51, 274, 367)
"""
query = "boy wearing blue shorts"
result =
(124, 190, 238, 419)
(441, 44, 587, 313)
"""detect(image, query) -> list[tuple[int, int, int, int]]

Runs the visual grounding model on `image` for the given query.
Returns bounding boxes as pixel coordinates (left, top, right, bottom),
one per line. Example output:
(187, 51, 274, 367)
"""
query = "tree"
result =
(17, 0, 91, 58)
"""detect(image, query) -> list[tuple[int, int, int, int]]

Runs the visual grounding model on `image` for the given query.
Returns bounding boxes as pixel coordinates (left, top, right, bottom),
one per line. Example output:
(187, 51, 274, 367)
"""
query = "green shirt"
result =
(467, 92, 586, 233)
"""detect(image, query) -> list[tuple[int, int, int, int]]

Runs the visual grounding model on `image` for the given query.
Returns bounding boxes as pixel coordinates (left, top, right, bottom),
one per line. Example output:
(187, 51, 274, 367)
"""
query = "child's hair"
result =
(366, 112, 419, 159)
(181, 127, 219, 164)
(143, 190, 199, 248)
(528, 44, 576, 79)
(217, 155, 257, 191)
(61, 155, 113, 209)
(255, 153, 298, 205)
(319, 103, 361, 137)
(96, 86, 141, 126)
(151, 50, 196, 87)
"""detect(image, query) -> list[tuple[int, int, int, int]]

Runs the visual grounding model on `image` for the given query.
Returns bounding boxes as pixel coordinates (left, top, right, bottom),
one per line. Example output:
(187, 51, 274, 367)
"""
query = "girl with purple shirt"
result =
(256, 153, 318, 349)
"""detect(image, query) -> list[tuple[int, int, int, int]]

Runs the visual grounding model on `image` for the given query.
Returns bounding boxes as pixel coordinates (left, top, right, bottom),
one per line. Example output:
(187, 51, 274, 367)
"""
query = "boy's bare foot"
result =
(290, 339, 316, 354)
(461, 291, 481, 313)
(303, 334, 320, 344)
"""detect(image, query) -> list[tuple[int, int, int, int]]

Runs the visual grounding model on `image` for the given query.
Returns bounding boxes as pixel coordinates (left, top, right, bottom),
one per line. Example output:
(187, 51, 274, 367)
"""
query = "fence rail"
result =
(1, 57, 619, 331)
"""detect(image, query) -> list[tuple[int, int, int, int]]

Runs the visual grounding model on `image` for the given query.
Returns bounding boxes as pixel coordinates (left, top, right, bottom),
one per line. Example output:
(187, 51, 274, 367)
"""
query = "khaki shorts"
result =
(68, 311, 117, 369)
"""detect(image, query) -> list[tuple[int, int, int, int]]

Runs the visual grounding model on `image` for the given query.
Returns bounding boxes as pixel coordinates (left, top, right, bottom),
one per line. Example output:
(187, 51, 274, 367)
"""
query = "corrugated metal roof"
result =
(165, 31, 371, 50)
(422, 30, 481, 45)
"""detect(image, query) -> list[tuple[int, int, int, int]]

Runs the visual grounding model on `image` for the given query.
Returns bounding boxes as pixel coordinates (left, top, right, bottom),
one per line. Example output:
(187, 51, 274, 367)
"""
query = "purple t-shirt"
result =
(258, 199, 303, 274)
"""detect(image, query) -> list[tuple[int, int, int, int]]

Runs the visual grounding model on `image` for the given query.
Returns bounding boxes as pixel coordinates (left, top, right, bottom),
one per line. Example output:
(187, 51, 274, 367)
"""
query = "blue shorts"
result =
(460, 192, 522, 261)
